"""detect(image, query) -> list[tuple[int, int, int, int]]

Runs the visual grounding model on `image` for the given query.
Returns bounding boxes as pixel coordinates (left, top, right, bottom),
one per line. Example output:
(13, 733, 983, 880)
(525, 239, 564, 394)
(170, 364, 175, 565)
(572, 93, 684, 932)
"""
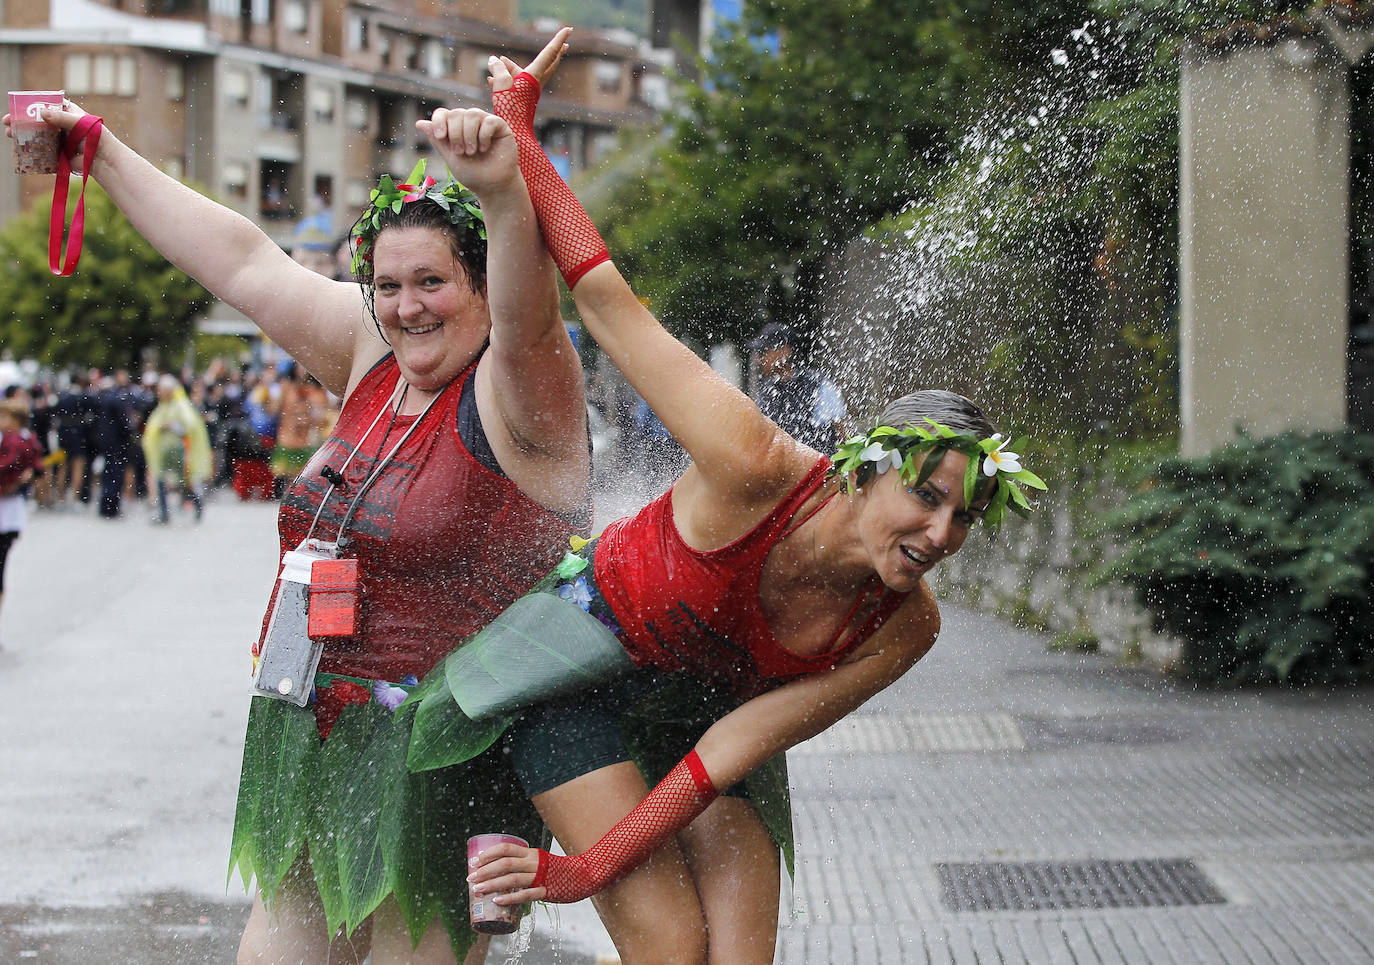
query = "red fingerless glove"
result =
(530, 749, 719, 903)
(491, 72, 610, 287)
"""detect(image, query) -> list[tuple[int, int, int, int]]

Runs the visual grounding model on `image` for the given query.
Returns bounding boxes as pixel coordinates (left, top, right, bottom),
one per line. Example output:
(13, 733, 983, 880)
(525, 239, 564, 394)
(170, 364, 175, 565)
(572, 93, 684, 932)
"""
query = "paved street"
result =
(3, 491, 1373, 963)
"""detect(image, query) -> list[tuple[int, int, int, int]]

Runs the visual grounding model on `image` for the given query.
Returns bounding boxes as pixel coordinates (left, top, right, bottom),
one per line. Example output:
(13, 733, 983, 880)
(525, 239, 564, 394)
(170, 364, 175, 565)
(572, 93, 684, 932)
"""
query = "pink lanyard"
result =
(49, 113, 103, 277)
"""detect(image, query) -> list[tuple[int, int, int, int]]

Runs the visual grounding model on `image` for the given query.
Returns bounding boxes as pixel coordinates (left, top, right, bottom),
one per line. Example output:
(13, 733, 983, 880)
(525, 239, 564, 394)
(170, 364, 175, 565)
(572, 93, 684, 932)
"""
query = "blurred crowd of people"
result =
(0, 355, 340, 523)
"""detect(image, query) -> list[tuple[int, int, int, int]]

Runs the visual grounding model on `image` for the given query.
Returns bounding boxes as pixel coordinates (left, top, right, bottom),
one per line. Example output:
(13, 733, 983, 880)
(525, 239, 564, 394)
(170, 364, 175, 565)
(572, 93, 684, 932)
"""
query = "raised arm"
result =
(468, 587, 941, 904)
(417, 106, 589, 513)
(488, 37, 803, 508)
(9, 104, 372, 397)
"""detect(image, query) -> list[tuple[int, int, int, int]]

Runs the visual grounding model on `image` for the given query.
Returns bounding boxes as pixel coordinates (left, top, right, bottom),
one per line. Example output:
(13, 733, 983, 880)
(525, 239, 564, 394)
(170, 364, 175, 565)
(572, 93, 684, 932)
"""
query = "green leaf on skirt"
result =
(407, 681, 514, 772)
(317, 700, 399, 931)
(229, 696, 320, 904)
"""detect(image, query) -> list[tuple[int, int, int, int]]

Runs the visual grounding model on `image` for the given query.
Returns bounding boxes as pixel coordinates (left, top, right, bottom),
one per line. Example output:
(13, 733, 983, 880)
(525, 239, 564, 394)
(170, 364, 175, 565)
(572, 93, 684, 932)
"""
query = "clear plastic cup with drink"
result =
(9, 91, 64, 175)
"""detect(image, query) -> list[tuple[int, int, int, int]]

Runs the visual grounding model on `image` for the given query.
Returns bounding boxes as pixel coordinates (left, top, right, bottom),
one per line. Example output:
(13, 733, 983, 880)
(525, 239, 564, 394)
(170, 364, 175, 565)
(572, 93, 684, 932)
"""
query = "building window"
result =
(223, 159, 248, 199)
(260, 161, 292, 218)
(345, 96, 369, 131)
(283, 0, 307, 32)
(347, 14, 368, 52)
(117, 55, 137, 96)
(92, 54, 117, 95)
(310, 86, 335, 123)
(162, 157, 185, 180)
(424, 39, 453, 78)
(64, 55, 91, 96)
(165, 64, 185, 101)
(594, 61, 622, 94)
(224, 68, 251, 107)
(638, 74, 669, 111)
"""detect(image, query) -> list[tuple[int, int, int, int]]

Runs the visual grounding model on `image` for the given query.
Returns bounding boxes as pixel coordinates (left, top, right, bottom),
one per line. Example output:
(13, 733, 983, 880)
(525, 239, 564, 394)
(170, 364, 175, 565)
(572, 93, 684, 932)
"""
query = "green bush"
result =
(1095, 429, 1374, 686)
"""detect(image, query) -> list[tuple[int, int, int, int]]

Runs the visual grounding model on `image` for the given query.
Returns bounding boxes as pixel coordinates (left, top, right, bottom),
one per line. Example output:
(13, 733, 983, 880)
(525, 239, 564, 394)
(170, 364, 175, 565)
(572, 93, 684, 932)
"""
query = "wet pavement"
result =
(3, 492, 1373, 963)
(0, 495, 610, 965)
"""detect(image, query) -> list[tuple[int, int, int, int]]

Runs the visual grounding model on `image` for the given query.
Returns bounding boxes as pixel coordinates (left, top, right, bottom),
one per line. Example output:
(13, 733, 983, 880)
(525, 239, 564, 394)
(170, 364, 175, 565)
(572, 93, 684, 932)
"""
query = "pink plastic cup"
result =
(8, 90, 64, 175)
(467, 833, 528, 934)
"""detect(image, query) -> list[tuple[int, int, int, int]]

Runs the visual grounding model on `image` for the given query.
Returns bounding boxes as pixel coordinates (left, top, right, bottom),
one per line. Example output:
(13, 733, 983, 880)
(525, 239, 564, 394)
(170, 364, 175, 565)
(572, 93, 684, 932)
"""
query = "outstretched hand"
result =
(3, 99, 85, 137)
(415, 107, 517, 194)
(467, 839, 547, 906)
(488, 26, 571, 94)
(3, 100, 97, 172)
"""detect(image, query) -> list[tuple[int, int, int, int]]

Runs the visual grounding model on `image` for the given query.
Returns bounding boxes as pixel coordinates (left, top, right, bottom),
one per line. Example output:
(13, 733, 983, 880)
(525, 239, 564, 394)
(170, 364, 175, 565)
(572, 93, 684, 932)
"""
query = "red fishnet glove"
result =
(531, 750, 718, 902)
(491, 71, 610, 287)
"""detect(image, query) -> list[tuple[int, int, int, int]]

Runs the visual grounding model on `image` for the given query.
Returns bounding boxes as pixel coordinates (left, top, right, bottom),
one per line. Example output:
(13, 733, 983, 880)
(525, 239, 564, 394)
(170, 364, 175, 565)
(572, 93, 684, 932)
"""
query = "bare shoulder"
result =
(673, 434, 830, 549)
(897, 579, 941, 648)
(852, 580, 941, 667)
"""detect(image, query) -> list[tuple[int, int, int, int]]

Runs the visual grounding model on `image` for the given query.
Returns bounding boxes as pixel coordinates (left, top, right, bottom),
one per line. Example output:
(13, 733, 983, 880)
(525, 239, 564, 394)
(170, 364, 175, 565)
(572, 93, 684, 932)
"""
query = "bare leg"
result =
(369, 897, 488, 965)
(532, 762, 708, 965)
(678, 797, 780, 964)
(237, 856, 371, 965)
(32, 466, 52, 508)
(59, 455, 81, 503)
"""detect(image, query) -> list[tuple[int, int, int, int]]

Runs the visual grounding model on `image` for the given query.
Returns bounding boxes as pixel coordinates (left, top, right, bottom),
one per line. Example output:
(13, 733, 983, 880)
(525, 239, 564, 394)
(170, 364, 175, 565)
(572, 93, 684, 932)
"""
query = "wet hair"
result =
(852, 389, 999, 490)
(349, 196, 488, 337)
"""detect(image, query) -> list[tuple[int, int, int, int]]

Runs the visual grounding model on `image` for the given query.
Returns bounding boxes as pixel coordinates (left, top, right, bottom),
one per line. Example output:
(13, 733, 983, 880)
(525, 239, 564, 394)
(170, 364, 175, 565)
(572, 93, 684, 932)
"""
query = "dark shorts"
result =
(503, 668, 750, 799)
(56, 430, 85, 459)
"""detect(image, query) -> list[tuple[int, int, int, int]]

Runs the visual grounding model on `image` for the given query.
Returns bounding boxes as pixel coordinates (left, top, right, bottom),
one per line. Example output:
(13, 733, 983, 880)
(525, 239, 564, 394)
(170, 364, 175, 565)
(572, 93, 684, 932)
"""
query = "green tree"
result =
(0, 182, 213, 369)
(602, 0, 1098, 349)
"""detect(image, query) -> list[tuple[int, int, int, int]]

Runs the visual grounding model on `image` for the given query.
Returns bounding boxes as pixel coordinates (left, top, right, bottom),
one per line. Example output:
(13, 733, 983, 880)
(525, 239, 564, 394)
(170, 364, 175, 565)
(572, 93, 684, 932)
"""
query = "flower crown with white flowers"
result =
(830, 420, 1047, 531)
(350, 159, 486, 276)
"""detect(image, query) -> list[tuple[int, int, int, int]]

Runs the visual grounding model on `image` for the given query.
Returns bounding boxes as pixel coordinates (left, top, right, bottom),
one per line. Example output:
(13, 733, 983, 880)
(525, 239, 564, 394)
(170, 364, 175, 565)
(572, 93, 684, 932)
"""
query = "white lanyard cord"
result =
(331, 382, 444, 547)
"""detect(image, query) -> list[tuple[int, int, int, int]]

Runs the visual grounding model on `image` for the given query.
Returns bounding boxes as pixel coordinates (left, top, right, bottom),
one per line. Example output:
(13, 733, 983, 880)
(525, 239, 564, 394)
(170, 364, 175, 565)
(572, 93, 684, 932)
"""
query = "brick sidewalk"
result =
(777, 604, 1374, 963)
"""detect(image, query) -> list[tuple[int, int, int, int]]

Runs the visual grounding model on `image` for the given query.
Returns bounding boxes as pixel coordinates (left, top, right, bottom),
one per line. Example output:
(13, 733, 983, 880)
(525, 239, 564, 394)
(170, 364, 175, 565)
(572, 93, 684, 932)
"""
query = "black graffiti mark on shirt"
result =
(282, 437, 423, 544)
(644, 601, 763, 696)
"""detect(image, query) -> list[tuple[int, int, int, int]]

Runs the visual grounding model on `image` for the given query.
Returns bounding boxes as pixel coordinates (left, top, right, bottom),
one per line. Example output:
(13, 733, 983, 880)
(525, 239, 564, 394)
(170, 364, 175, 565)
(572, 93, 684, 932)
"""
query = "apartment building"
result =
(0, 0, 666, 251)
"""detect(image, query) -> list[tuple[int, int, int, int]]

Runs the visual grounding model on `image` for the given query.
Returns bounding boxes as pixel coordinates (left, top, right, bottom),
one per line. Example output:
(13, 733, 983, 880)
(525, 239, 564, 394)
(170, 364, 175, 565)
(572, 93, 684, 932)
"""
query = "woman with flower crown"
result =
(8, 42, 591, 965)
(385, 29, 1047, 965)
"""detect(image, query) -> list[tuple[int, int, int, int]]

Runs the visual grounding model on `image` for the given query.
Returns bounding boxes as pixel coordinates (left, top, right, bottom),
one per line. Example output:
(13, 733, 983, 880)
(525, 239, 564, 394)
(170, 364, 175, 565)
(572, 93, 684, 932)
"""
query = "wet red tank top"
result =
(594, 456, 907, 698)
(256, 354, 577, 709)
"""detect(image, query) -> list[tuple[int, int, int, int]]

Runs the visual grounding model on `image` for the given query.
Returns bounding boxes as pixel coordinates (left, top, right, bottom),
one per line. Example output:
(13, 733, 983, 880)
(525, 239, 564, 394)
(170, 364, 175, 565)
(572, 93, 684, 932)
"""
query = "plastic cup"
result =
(9, 90, 64, 175)
(467, 833, 527, 934)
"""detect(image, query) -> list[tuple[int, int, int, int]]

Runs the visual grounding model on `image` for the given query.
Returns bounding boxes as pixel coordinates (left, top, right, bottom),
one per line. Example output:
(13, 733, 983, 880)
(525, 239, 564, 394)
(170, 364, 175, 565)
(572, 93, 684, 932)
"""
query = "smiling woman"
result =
(5, 39, 592, 965)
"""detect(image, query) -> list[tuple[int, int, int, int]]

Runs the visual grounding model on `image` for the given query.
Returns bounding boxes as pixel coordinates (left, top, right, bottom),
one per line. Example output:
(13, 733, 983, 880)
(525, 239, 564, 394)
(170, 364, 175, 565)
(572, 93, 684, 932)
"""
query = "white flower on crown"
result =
(982, 435, 1022, 477)
(859, 442, 903, 475)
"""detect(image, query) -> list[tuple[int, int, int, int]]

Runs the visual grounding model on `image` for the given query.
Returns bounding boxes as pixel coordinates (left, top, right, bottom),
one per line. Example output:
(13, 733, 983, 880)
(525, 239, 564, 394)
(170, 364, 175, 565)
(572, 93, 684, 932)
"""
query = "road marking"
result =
(793, 712, 1026, 754)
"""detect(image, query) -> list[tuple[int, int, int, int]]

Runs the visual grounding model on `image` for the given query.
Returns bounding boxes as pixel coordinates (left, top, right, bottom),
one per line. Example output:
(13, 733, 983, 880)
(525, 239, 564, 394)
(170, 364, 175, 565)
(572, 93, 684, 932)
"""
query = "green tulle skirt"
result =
(229, 576, 794, 961)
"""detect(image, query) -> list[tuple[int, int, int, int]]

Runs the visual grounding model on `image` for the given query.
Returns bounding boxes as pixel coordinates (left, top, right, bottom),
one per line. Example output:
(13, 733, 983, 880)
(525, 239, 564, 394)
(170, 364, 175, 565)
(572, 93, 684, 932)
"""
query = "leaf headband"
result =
(350, 159, 486, 276)
(831, 419, 1047, 531)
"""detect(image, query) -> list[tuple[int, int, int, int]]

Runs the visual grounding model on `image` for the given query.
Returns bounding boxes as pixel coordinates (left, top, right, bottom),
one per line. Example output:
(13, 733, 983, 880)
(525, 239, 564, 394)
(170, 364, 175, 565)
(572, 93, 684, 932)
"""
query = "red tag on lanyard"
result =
(48, 113, 103, 277)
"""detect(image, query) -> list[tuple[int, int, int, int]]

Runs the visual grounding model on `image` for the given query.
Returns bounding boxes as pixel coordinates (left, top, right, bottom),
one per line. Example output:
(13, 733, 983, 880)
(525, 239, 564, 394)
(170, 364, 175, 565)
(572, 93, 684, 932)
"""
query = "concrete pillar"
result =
(1178, 38, 1351, 456)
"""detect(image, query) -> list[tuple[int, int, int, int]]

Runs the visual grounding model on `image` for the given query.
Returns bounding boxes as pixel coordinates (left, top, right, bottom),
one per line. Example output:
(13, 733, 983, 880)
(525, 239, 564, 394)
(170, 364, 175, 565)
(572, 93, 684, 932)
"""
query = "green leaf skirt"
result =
(229, 666, 793, 961)
(228, 686, 544, 962)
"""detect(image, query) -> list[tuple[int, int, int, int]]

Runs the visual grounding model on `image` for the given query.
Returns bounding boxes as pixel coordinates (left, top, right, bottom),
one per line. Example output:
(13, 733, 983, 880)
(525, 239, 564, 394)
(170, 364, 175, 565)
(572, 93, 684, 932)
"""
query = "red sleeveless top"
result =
(594, 456, 907, 698)
(256, 354, 578, 727)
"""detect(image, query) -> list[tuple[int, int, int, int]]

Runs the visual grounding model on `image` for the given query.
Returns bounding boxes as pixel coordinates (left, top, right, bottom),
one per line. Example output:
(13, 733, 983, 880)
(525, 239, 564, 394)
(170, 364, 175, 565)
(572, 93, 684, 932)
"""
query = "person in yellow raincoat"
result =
(142, 375, 212, 524)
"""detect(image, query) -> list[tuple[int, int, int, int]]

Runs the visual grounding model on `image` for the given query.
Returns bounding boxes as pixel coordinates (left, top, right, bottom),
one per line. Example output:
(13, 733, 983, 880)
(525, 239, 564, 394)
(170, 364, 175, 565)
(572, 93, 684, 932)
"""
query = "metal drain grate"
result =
(937, 858, 1226, 912)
